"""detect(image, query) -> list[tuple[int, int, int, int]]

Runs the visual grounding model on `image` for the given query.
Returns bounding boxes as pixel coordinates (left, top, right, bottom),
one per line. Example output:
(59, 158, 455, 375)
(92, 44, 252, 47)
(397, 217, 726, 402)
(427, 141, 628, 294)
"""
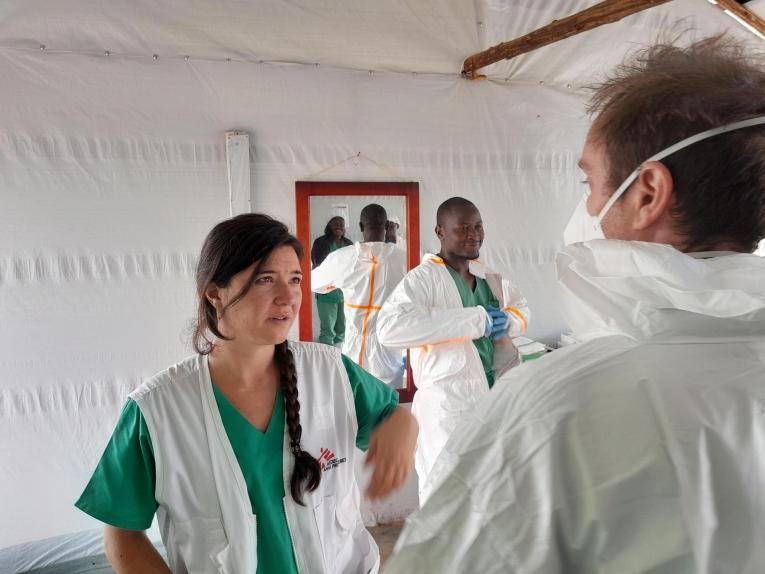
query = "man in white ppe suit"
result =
(377, 197, 530, 503)
(386, 37, 765, 573)
(312, 203, 408, 386)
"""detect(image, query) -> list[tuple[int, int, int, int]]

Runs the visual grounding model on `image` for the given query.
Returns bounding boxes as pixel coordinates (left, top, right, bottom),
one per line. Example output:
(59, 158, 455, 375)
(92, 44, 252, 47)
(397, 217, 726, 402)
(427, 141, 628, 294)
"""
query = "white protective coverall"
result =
(386, 240, 765, 574)
(377, 253, 529, 502)
(312, 241, 407, 386)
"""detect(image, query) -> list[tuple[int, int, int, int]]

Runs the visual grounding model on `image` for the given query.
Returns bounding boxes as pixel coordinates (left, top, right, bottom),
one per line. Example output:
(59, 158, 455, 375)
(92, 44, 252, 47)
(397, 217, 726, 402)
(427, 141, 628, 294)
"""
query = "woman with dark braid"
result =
(75, 213, 418, 574)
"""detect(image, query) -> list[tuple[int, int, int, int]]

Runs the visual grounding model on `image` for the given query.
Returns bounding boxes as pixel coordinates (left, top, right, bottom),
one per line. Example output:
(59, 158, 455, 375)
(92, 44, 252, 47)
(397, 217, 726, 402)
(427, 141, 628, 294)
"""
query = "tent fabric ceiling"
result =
(479, 0, 765, 81)
(0, 0, 761, 80)
(0, 0, 479, 74)
(1, 1, 763, 572)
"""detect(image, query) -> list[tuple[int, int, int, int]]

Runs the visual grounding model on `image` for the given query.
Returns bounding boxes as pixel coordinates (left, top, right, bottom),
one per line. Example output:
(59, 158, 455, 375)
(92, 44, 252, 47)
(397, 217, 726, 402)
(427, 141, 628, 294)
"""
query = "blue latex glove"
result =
(484, 305, 508, 340)
(483, 305, 509, 340)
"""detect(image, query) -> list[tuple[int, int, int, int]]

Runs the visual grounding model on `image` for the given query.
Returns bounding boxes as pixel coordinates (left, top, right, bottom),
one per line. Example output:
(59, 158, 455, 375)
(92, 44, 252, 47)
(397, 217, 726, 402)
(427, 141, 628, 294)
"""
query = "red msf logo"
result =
(318, 447, 347, 472)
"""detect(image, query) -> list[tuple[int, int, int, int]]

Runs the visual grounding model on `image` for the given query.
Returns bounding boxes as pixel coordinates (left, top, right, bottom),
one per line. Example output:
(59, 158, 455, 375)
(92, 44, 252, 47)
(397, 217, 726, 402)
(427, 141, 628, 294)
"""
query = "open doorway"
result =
(295, 181, 419, 402)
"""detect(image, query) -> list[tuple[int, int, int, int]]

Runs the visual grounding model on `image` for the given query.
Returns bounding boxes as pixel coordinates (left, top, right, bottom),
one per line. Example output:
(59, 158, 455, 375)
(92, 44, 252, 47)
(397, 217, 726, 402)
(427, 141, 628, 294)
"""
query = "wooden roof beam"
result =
(707, 0, 765, 41)
(462, 0, 672, 79)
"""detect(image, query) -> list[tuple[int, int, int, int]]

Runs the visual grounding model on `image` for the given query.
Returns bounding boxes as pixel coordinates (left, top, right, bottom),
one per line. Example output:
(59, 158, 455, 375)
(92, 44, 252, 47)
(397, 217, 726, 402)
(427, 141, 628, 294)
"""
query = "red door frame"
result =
(295, 181, 420, 402)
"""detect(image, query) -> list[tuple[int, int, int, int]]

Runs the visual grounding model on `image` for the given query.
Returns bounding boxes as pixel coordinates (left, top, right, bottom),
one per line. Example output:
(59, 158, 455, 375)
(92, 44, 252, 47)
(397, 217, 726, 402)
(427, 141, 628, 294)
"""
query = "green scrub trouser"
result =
(316, 295, 345, 345)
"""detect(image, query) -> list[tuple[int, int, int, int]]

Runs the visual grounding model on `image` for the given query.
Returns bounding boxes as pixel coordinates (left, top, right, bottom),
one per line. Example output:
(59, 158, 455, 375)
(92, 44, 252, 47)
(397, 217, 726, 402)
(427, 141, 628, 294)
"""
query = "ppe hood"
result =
(355, 241, 400, 262)
(556, 240, 765, 343)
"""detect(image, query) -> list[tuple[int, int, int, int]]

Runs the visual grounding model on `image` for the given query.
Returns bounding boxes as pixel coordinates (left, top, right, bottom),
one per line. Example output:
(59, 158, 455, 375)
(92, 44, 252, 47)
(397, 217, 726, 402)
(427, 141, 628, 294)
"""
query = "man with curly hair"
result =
(387, 35, 765, 574)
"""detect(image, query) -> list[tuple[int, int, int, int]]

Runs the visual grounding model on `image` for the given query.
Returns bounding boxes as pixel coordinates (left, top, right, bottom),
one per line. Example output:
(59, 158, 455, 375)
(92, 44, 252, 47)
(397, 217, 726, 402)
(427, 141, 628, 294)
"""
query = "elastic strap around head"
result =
(597, 115, 765, 221)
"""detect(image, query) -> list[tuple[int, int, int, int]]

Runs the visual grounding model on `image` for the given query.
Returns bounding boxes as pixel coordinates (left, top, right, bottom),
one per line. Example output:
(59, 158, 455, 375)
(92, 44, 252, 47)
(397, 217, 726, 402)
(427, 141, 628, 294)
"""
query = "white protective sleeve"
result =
(311, 248, 354, 294)
(502, 278, 531, 338)
(377, 266, 488, 348)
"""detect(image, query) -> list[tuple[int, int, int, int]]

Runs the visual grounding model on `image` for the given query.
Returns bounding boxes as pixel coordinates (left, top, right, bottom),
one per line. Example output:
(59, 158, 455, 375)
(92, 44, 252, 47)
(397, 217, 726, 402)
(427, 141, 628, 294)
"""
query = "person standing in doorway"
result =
(385, 216, 405, 247)
(312, 204, 408, 387)
(385, 220, 397, 244)
(311, 216, 352, 346)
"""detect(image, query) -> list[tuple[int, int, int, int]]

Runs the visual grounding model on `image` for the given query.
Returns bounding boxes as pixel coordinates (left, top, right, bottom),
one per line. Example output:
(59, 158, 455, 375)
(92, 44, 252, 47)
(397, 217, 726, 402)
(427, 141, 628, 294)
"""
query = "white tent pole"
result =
(225, 130, 251, 216)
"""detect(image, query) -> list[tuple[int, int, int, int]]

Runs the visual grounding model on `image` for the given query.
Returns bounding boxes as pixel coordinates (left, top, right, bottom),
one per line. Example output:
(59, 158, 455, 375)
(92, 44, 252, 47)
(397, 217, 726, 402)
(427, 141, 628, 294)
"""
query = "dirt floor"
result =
(369, 520, 405, 567)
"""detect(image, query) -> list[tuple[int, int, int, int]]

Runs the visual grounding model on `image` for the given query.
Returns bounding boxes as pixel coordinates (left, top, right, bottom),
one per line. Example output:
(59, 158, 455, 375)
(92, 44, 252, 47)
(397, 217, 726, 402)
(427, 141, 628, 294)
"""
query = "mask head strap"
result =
(596, 115, 765, 221)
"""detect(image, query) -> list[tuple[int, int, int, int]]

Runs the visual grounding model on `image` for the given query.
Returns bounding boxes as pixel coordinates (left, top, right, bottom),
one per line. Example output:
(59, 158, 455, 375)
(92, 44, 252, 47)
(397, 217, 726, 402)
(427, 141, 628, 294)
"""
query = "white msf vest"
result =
(129, 341, 379, 574)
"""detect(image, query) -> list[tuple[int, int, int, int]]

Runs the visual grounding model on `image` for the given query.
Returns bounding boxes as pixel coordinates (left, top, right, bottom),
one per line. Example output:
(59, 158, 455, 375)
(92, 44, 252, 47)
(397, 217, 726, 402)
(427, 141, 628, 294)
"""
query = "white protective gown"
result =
(386, 240, 765, 574)
(312, 241, 407, 386)
(377, 253, 529, 503)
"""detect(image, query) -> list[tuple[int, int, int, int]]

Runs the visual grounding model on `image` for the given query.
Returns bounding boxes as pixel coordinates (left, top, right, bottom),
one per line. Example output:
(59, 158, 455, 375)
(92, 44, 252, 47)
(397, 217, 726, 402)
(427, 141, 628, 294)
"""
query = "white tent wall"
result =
(248, 66, 587, 342)
(0, 48, 586, 571)
(1, 0, 762, 570)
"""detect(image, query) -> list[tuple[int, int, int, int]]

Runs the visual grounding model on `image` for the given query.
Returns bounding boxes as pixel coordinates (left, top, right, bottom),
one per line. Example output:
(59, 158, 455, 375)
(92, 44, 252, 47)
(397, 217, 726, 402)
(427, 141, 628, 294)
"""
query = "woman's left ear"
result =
(632, 160, 674, 230)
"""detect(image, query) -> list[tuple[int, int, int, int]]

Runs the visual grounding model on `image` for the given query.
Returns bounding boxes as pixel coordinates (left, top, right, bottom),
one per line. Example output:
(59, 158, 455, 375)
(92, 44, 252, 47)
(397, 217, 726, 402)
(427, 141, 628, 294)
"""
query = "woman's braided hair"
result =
(274, 341, 322, 504)
(193, 213, 321, 504)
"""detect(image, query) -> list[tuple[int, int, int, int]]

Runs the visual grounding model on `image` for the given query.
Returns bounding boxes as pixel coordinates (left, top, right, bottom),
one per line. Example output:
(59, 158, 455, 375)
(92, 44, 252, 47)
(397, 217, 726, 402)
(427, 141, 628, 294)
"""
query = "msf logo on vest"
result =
(318, 447, 346, 472)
